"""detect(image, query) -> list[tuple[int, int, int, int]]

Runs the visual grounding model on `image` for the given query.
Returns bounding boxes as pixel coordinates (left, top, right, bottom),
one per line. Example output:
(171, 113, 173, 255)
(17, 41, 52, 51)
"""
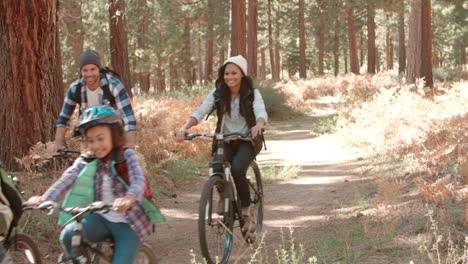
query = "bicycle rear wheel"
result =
(6, 233, 42, 264)
(134, 243, 158, 264)
(242, 161, 264, 242)
(198, 175, 234, 264)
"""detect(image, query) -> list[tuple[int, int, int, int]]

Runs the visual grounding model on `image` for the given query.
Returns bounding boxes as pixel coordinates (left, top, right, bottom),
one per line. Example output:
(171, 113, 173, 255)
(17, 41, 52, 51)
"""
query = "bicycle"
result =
(183, 131, 264, 264)
(2, 177, 42, 263)
(32, 201, 158, 264)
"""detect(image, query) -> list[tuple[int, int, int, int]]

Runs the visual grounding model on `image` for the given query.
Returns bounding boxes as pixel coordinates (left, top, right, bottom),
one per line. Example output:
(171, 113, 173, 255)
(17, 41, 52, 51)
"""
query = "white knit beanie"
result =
(223, 55, 248, 75)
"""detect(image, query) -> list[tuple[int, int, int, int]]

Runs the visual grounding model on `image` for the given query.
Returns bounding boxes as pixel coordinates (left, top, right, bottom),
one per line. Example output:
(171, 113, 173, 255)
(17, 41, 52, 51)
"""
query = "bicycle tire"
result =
(6, 233, 42, 264)
(242, 161, 264, 243)
(88, 242, 157, 264)
(134, 243, 158, 264)
(198, 175, 234, 264)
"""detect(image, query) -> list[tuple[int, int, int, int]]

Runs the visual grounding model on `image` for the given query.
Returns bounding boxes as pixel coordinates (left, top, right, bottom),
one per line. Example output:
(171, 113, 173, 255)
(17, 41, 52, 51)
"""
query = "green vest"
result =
(59, 159, 165, 225)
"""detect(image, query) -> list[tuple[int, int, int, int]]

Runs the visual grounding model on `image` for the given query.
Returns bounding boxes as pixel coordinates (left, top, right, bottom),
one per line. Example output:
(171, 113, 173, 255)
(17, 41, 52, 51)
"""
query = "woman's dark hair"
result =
(215, 63, 254, 117)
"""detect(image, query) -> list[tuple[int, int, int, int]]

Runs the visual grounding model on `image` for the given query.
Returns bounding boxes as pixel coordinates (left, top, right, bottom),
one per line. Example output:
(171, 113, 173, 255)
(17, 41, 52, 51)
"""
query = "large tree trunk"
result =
(317, 0, 325, 75)
(406, 0, 433, 88)
(62, 0, 84, 70)
(260, 48, 266, 78)
(346, 3, 359, 74)
(267, 0, 276, 79)
(0, 0, 63, 169)
(137, 0, 150, 93)
(334, 18, 340, 76)
(344, 46, 348, 73)
(247, 0, 258, 77)
(298, 0, 307, 78)
(274, 18, 281, 79)
(386, 15, 394, 70)
(398, 0, 406, 74)
(231, 0, 246, 57)
(108, 0, 132, 97)
(205, 0, 214, 82)
(367, 0, 376, 74)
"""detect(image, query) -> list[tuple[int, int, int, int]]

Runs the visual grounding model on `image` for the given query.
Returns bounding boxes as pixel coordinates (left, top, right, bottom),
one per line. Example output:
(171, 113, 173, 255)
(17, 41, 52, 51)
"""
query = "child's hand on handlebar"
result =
(24, 196, 47, 207)
(113, 195, 136, 213)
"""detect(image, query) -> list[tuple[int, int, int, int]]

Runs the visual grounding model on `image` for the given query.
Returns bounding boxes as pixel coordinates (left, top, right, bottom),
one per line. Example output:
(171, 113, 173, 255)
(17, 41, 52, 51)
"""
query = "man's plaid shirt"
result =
(57, 73, 136, 131)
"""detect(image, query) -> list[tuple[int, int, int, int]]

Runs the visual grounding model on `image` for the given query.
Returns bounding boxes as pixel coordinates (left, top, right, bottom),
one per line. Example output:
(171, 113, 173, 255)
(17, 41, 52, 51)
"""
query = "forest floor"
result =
(147, 104, 392, 263)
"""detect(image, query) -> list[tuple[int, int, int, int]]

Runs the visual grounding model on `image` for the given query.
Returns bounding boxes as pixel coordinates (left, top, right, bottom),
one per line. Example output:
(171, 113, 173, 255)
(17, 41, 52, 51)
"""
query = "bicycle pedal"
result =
(244, 232, 257, 243)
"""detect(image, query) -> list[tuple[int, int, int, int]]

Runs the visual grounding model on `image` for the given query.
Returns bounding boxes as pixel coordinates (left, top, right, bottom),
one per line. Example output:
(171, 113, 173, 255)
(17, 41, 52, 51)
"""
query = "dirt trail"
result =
(148, 113, 373, 263)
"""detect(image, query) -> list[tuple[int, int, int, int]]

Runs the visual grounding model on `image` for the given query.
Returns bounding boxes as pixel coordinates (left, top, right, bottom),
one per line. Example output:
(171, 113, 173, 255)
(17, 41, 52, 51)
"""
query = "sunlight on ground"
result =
(161, 208, 198, 220)
(264, 215, 328, 227)
(288, 175, 357, 185)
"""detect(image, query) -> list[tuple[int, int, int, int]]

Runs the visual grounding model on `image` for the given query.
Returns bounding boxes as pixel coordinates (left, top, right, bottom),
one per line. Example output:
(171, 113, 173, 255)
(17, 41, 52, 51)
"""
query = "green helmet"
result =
(78, 105, 121, 135)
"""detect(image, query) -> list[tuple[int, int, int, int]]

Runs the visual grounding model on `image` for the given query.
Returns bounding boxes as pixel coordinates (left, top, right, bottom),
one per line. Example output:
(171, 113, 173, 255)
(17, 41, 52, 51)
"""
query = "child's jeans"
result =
(60, 213, 141, 264)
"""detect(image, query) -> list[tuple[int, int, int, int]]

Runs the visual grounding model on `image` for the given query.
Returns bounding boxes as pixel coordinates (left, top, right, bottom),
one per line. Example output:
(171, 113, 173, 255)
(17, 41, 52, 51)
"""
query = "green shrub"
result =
(256, 80, 301, 120)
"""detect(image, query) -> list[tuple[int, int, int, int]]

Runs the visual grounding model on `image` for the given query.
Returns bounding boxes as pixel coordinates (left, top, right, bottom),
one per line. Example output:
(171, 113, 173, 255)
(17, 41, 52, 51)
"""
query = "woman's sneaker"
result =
(241, 206, 256, 234)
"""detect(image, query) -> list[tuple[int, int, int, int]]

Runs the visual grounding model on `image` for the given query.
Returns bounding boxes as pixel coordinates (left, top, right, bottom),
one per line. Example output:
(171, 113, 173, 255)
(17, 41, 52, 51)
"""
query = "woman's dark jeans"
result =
(222, 140, 256, 208)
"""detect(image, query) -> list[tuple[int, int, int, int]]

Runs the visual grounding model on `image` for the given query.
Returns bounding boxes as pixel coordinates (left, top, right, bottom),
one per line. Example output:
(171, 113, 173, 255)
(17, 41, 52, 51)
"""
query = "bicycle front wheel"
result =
(243, 161, 264, 242)
(198, 175, 234, 264)
(6, 233, 42, 264)
(134, 243, 158, 264)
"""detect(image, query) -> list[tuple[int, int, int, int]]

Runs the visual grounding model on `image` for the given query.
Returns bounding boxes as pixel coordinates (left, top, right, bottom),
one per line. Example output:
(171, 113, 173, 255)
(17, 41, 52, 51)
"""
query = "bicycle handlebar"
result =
(184, 131, 253, 141)
(26, 201, 114, 218)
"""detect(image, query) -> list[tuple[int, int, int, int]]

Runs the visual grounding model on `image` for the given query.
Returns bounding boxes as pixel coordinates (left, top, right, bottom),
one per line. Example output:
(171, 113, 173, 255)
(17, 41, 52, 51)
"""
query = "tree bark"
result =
(204, 0, 215, 82)
(274, 18, 281, 79)
(317, 0, 325, 75)
(334, 18, 340, 76)
(346, 3, 359, 74)
(108, 0, 132, 97)
(406, 0, 433, 88)
(386, 17, 394, 70)
(61, 0, 84, 70)
(0, 0, 63, 169)
(231, 0, 246, 57)
(247, 0, 258, 77)
(267, 0, 276, 79)
(398, 0, 406, 74)
(260, 48, 266, 78)
(344, 46, 348, 73)
(367, 0, 376, 74)
(299, 0, 307, 78)
(137, 0, 150, 93)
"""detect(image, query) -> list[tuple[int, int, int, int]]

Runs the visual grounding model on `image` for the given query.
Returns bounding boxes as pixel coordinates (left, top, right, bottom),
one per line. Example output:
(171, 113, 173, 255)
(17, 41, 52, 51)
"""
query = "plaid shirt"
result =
(43, 149, 152, 241)
(57, 73, 137, 131)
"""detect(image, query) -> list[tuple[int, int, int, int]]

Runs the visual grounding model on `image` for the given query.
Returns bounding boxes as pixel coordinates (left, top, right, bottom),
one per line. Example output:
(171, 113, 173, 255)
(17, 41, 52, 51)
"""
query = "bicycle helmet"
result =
(78, 105, 121, 135)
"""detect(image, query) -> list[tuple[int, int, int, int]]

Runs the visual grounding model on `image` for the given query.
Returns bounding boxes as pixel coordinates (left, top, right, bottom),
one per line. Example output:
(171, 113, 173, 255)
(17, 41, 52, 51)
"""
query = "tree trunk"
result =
(62, 0, 84, 70)
(260, 49, 266, 78)
(274, 18, 281, 79)
(204, 0, 215, 82)
(267, 0, 276, 78)
(108, 0, 132, 97)
(137, 0, 150, 93)
(334, 18, 340, 76)
(420, 0, 433, 88)
(346, 3, 359, 74)
(231, 0, 246, 57)
(298, 0, 307, 78)
(317, 0, 325, 75)
(460, 44, 466, 65)
(359, 31, 365, 67)
(386, 19, 394, 70)
(0, 0, 63, 169)
(398, 0, 406, 74)
(247, 0, 258, 77)
(406, 0, 433, 88)
(344, 46, 348, 73)
(367, 0, 376, 74)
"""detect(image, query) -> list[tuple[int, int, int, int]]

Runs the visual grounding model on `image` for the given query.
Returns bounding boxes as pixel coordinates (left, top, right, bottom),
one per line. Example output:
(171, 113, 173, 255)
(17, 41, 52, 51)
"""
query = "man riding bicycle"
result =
(49, 49, 137, 154)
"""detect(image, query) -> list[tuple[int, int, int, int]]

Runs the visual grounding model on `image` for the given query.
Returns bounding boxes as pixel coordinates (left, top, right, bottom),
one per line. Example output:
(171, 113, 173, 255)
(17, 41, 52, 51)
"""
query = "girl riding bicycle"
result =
(25, 105, 158, 264)
(176, 55, 268, 234)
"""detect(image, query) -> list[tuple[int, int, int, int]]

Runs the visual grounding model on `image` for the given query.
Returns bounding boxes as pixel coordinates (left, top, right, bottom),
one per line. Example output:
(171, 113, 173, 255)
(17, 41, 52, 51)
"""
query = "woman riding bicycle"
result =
(176, 55, 268, 233)
(25, 105, 156, 264)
